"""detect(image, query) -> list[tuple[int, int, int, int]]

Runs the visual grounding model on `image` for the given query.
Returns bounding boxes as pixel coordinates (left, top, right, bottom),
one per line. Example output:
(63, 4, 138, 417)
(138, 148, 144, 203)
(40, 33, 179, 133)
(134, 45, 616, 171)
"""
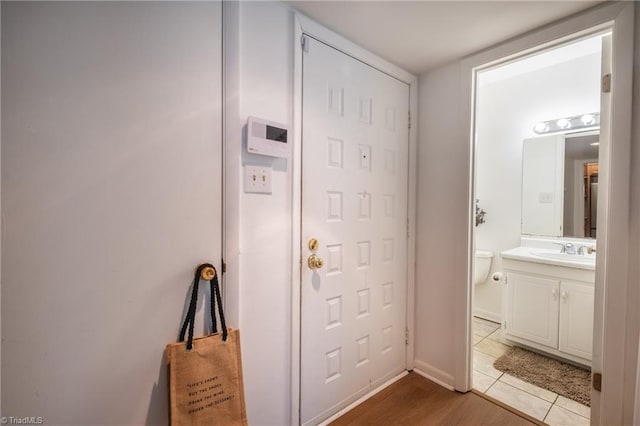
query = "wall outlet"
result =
(244, 165, 272, 194)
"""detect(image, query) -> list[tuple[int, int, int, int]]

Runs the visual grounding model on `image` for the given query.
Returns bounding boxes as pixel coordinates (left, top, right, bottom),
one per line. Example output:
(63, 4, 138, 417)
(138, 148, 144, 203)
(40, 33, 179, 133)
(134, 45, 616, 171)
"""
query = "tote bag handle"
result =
(178, 263, 227, 350)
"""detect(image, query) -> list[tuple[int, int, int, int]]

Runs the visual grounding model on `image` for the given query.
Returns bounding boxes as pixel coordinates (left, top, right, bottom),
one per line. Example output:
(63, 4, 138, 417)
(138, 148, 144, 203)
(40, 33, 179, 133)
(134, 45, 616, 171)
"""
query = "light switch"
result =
(539, 192, 554, 203)
(245, 165, 272, 194)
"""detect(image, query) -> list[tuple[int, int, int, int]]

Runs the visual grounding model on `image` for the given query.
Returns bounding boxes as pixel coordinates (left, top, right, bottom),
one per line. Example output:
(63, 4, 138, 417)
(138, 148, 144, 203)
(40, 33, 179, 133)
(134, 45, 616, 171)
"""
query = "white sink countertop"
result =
(501, 246, 596, 270)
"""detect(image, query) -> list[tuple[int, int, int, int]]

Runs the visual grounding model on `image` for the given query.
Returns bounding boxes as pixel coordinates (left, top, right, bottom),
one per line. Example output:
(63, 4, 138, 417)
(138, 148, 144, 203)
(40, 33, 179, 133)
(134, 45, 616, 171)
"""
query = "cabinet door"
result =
(559, 280, 594, 360)
(506, 272, 560, 348)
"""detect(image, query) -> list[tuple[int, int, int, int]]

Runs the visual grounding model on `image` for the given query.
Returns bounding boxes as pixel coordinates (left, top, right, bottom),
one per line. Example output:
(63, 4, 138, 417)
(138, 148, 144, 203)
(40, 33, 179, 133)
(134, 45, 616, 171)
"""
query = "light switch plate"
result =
(539, 192, 554, 203)
(245, 165, 272, 194)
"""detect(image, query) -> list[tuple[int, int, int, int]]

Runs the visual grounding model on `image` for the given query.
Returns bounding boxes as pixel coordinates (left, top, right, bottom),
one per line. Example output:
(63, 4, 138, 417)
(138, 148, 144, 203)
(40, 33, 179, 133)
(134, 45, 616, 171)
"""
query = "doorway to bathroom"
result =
(470, 32, 609, 424)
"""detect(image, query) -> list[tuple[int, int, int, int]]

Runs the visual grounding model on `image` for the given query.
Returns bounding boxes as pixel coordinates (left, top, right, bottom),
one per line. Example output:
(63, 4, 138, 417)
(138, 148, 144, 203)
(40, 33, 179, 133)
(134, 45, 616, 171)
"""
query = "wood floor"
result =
(330, 373, 537, 425)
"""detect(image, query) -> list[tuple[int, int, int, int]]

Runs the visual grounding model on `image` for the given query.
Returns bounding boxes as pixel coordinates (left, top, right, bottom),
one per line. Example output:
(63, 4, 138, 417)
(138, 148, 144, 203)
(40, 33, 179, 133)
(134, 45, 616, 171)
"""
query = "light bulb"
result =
(581, 114, 595, 125)
(557, 118, 571, 129)
(533, 122, 548, 133)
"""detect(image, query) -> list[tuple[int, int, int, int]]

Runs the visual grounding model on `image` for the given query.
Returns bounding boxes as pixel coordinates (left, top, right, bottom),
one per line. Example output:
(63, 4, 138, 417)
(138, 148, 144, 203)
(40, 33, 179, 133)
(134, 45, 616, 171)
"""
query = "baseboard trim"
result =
(317, 371, 409, 426)
(413, 360, 455, 391)
(473, 309, 501, 324)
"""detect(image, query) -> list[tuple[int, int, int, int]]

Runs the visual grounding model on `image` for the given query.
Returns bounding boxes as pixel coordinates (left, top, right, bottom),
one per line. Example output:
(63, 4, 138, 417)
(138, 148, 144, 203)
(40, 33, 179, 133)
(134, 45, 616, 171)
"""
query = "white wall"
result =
(235, 2, 294, 424)
(1, 3, 222, 424)
(414, 62, 466, 384)
(474, 52, 601, 320)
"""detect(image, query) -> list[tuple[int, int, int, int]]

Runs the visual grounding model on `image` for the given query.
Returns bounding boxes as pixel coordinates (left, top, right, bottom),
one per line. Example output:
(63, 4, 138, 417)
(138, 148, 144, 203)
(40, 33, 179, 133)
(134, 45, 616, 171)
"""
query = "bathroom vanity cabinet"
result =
(501, 256, 594, 366)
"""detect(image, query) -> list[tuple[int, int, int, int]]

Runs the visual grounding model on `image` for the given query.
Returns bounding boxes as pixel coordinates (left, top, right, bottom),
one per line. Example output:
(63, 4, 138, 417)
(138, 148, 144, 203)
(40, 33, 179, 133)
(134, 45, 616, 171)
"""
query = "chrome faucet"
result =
(553, 242, 577, 255)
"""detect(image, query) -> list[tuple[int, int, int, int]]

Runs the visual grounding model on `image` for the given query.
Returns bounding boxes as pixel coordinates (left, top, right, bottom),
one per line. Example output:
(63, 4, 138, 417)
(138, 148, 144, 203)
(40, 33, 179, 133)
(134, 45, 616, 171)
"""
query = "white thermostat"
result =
(247, 116, 289, 158)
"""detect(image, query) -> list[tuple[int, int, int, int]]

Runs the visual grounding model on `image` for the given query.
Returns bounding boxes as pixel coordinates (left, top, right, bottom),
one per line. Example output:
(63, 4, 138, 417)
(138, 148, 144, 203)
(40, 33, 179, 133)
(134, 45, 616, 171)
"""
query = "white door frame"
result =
(291, 12, 418, 424)
(460, 2, 635, 424)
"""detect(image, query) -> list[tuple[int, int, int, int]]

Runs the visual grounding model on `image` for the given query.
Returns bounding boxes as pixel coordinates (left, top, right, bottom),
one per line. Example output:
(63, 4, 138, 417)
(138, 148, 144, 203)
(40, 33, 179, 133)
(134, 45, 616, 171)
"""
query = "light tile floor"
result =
(472, 317, 590, 426)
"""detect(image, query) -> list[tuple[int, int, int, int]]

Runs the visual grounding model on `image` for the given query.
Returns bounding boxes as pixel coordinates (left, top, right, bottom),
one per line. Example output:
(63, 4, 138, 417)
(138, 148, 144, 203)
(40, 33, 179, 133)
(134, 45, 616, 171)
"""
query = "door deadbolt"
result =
(309, 238, 319, 251)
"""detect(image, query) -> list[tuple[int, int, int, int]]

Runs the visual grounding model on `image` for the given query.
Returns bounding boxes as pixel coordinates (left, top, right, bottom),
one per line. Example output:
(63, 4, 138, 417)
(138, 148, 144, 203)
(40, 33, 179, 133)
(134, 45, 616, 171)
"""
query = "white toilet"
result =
(474, 250, 494, 285)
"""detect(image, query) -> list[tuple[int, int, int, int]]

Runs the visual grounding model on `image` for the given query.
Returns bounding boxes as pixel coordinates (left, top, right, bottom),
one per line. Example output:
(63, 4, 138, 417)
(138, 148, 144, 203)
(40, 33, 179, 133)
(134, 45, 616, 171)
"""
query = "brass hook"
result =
(196, 264, 216, 281)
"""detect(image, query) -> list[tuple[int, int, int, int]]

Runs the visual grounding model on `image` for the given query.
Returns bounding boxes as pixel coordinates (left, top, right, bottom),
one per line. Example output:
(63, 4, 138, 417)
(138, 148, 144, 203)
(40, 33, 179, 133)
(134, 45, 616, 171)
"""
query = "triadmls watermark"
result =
(1, 417, 44, 425)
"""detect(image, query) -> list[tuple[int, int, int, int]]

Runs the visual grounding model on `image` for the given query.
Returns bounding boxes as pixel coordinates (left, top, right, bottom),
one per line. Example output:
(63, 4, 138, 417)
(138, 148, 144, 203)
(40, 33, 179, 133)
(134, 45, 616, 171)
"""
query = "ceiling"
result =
(287, 1, 603, 75)
(567, 133, 600, 160)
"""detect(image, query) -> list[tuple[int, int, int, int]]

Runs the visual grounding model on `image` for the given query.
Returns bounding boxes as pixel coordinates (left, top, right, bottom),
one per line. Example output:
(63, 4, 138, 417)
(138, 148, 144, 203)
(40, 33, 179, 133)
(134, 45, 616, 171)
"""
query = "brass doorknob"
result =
(308, 254, 324, 270)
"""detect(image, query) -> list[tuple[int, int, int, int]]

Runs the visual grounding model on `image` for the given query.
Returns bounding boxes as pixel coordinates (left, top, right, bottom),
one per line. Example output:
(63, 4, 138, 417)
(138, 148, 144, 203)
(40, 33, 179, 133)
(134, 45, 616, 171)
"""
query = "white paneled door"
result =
(301, 36, 409, 425)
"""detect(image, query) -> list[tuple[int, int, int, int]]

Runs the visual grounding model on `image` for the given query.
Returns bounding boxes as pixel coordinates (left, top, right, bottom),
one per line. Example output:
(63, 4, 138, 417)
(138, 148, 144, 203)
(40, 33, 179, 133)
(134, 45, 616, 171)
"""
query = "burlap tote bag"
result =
(166, 264, 247, 425)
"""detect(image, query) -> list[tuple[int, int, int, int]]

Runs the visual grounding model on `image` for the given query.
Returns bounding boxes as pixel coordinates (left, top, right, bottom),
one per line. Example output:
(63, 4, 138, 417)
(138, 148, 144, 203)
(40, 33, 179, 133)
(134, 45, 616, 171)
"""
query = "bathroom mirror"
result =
(521, 131, 599, 239)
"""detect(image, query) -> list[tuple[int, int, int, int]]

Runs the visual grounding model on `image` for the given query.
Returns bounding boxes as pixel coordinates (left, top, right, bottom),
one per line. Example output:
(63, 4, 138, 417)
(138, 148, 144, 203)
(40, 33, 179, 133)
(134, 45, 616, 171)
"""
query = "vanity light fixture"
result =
(556, 118, 571, 129)
(533, 112, 600, 135)
(581, 114, 596, 125)
(533, 122, 549, 133)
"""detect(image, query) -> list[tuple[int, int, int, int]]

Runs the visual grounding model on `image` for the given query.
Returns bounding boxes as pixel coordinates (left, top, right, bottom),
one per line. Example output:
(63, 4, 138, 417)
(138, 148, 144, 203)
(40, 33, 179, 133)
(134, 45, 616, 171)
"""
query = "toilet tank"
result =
(474, 250, 494, 285)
